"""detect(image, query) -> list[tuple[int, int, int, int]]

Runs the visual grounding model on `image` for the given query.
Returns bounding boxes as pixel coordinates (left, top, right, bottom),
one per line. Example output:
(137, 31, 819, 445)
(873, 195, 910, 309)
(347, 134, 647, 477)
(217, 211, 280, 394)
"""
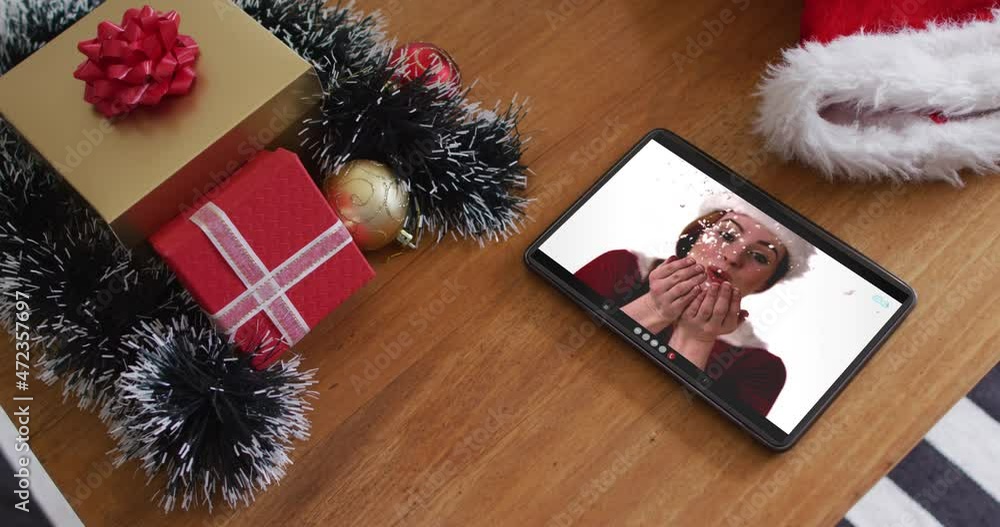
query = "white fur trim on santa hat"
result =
(699, 193, 815, 281)
(755, 11, 1000, 186)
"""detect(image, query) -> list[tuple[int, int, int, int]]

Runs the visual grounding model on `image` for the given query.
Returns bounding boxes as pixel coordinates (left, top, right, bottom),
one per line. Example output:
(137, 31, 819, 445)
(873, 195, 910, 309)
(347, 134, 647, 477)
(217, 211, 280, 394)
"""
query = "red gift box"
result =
(151, 148, 375, 369)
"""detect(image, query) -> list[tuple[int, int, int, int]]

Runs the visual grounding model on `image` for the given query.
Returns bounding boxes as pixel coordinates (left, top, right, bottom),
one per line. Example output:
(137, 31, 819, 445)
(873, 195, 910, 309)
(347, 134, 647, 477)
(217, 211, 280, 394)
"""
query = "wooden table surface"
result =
(4, 0, 1000, 525)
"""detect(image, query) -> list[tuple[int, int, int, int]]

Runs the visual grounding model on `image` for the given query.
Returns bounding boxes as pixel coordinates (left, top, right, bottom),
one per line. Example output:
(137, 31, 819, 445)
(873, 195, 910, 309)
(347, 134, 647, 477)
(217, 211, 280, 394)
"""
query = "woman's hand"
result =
(677, 282, 747, 342)
(621, 256, 706, 333)
(668, 282, 747, 369)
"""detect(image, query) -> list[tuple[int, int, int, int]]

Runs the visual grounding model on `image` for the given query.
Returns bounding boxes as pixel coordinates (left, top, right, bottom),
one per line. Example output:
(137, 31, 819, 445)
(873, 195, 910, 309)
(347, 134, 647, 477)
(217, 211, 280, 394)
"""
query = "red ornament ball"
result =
(389, 42, 461, 89)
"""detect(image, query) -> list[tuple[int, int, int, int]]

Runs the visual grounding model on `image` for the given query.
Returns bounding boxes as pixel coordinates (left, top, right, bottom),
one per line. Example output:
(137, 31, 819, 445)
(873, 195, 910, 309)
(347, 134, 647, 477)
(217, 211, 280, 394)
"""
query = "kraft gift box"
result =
(0, 0, 321, 245)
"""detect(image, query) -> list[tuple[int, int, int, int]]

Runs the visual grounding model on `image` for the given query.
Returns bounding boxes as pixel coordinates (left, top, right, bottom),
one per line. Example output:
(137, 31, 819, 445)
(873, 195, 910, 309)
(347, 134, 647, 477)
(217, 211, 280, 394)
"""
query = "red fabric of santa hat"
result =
(755, 0, 1000, 186)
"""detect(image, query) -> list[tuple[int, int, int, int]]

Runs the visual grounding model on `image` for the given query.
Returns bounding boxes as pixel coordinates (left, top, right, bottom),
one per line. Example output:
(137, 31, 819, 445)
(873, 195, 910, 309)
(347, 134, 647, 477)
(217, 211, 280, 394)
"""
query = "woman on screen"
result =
(574, 194, 814, 415)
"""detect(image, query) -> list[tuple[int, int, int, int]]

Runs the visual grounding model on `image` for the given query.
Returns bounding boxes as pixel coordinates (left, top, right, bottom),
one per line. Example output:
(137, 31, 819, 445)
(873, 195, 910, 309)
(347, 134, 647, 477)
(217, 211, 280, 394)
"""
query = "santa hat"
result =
(755, 1, 1000, 186)
(698, 193, 815, 281)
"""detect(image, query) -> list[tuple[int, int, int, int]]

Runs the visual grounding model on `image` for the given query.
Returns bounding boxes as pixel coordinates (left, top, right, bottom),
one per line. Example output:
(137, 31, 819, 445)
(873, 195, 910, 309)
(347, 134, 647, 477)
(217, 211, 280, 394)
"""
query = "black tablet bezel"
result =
(524, 129, 917, 450)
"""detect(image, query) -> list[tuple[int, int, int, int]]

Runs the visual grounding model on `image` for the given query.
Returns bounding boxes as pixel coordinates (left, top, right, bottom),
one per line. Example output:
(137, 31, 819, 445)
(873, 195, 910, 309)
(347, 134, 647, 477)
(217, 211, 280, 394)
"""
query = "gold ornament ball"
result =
(322, 160, 411, 252)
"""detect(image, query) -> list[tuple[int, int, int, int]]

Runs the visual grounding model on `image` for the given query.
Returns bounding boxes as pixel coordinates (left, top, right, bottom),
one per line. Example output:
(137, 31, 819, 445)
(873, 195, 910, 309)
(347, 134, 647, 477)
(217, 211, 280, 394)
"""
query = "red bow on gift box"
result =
(73, 5, 199, 118)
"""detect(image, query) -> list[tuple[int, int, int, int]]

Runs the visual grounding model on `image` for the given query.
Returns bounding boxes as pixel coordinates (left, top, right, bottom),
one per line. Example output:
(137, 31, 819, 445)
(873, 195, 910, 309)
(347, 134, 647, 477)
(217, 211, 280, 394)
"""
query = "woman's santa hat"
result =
(755, 1, 1000, 186)
(699, 193, 815, 281)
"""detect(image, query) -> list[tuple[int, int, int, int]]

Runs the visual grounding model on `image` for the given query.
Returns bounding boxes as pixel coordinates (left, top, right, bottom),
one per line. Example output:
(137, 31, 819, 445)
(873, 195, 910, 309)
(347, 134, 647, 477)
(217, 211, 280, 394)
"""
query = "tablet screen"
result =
(537, 139, 907, 435)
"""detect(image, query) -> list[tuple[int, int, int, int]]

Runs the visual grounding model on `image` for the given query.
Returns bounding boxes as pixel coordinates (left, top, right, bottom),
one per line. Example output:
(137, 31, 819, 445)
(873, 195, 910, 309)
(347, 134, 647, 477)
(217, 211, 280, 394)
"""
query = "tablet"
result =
(525, 129, 916, 450)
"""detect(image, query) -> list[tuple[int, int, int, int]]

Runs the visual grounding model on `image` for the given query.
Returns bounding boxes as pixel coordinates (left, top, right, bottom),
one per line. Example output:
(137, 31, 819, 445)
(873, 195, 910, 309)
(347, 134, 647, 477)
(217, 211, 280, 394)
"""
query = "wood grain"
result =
(4, 0, 1000, 525)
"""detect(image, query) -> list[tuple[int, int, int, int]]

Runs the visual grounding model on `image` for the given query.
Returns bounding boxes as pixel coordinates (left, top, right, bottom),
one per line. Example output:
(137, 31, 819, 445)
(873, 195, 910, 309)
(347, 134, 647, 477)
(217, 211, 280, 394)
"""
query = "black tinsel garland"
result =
(303, 54, 530, 242)
(0, 0, 104, 77)
(111, 318, 316, 512)
(0, 0, 530, 512)
(238, 0, 530, 241)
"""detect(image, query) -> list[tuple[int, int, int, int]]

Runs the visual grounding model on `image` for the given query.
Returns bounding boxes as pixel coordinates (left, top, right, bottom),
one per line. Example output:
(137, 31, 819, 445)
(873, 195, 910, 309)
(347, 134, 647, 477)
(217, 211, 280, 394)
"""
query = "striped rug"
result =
(840, 364, 1000, 527)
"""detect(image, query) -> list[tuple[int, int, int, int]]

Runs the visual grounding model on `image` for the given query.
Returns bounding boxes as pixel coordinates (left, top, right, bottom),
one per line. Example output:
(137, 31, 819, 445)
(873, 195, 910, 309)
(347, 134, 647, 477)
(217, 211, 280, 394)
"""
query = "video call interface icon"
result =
(634, 326, 671, 355)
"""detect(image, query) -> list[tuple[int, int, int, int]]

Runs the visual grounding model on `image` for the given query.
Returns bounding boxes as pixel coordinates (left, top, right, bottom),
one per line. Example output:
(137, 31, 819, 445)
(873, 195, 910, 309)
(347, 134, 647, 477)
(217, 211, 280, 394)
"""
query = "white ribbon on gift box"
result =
(190, 202, 353, 346)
